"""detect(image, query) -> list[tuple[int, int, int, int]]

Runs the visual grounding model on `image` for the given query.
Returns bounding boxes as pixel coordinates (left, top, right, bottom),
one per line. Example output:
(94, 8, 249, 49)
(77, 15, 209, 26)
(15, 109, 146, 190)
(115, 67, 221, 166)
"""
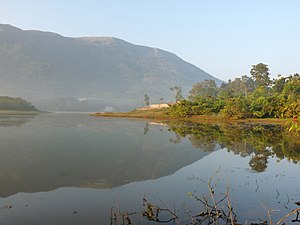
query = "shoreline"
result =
(0, 110, 43, 115)
(90, 110, 291, 125)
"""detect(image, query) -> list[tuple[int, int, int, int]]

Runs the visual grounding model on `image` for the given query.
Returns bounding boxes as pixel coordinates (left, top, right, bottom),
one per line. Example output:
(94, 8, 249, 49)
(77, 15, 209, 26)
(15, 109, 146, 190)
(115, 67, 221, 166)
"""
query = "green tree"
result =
(250, 63, 271, 87)
(170, 86, 183, 102)
(167, 99, 192, 117)
(283, 74, 300, 97)
(218, 81, 234, 99)
(249, 96, 269, 118)
(272, 74, 286, 94)
(189, 97, 223, 115)
(188, 79, 218, 101)
(144, 94, 150, 107)
(219, 97, 249, 119)
(218, 76, 255, 99)
(168, 64, 300, 120)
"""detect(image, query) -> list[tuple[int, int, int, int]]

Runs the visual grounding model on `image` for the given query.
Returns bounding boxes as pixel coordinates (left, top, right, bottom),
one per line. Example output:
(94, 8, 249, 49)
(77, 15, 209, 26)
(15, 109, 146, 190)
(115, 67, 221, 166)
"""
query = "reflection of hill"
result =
(0, 114, 210, 197)
(0, 115, 34, 127)
(168, 121, 300, 172)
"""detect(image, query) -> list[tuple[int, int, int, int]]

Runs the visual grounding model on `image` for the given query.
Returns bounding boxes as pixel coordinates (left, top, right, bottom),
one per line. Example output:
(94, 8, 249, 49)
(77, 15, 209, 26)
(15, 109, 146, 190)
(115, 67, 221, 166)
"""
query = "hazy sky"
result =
(1, 0, 299, 81)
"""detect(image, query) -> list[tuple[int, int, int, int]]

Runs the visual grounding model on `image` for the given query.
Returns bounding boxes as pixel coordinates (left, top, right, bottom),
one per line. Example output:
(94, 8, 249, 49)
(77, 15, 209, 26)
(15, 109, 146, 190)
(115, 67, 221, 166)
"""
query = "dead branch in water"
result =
(142, 198, 178, 223)
(276, 207, 300, 225)
(109, 171, 300, 225)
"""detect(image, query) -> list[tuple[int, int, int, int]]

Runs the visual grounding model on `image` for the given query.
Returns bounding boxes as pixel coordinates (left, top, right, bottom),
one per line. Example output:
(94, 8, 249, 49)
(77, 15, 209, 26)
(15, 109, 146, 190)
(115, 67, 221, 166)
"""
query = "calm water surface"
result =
(0, 113, 299, 225)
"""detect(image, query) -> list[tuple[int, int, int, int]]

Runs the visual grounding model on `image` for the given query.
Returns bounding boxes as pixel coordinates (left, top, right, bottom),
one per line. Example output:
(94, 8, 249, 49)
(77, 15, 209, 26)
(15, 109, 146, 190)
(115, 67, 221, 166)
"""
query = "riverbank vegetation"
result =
(91, 63, 300, 138)
(93, 63, 299, 125)
(167, 63, 299, 119)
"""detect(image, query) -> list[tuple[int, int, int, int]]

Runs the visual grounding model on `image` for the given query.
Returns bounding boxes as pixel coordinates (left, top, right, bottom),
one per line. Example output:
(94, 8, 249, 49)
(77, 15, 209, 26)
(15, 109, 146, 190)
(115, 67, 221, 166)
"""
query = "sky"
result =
(1, 0, 299, 81)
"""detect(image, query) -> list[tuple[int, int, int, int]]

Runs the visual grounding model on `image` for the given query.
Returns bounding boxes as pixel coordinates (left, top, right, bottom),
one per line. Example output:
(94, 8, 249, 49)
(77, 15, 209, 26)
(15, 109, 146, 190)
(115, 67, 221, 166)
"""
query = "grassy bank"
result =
(92, 109, 169, 119)
(91, 109, 291, 125)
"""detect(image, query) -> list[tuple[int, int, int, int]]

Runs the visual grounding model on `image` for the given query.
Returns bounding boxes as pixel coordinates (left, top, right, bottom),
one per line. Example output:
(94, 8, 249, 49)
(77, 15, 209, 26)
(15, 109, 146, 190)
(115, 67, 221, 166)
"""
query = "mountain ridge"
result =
(0, 24, 222, 111)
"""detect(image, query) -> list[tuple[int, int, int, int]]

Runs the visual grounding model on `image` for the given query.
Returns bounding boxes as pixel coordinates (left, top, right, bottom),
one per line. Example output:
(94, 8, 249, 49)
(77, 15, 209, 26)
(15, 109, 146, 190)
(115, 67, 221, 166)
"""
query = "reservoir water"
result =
(0, 113, 299, 224)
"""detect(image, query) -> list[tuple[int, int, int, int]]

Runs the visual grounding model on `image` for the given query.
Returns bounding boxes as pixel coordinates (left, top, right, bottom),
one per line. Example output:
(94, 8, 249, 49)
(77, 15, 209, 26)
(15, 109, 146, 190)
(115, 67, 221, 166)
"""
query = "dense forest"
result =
(0, 96, 38, 111)
(167, 63, 300, 119)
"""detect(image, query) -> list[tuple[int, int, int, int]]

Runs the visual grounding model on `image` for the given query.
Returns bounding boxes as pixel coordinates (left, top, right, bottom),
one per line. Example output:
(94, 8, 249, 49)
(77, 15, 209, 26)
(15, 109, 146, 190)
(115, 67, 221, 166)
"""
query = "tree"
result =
(283, 74, 300, 97)
(167, 63, 300, 120)
(170, 86, 183, 102)
(250, 63, 271, 87)
(144, 94, 150, 107)
(241, 75, 256, 95)
(218, 81, 234, 99)
(218, 76, 255, 99)
(219, 97, 249, 119)
(272, 74, 286, 94)
(188, 79, 218, 100)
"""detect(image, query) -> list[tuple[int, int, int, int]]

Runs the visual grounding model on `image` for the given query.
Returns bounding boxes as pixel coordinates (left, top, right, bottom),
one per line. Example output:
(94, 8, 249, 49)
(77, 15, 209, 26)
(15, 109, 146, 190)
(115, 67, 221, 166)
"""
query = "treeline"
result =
(167, 63, 300, 119)
(0, 96, 38, 111)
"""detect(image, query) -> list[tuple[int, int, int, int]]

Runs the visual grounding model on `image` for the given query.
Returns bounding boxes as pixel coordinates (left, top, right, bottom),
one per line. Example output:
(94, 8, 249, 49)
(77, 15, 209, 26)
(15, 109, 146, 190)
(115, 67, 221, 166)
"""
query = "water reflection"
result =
(143, 122, 149, 135)
(0, 115, 299, 198)
(168, 121, 300, 172)
(0, 114, 209, 197)
(0, 115, 299, 225)
(0, 115, 34, 127)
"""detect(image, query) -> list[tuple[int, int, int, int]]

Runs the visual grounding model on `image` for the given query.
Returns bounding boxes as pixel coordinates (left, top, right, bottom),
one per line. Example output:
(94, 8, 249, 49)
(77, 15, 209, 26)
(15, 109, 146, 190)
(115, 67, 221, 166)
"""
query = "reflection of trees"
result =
(281, 141, 300, 163)
(169, 133, 181, 144)
(189, 135, 217, 152)
(168, 122, 219, 151)
(249, 153, 268, 172)
(168, 122, 300, 172)
(144, 123, 149, 135)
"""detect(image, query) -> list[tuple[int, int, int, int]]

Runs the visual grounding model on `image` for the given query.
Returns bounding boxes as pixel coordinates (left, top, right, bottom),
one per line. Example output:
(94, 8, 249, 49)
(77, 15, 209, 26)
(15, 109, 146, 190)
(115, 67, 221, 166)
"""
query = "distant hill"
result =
(0, 24, 222, 111)
(0, 96, 37, 111)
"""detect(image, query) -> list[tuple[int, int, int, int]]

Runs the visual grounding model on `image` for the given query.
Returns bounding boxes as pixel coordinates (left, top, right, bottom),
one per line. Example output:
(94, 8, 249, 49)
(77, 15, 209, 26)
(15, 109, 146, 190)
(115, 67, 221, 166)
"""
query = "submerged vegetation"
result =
(167, 63, 300, 119)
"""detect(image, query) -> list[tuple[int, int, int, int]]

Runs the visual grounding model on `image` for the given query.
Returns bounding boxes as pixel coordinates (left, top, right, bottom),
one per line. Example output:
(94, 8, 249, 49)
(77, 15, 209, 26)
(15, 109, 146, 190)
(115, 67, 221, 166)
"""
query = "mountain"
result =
(0, 96, 37, 111)
(0, 24, 222, 111)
